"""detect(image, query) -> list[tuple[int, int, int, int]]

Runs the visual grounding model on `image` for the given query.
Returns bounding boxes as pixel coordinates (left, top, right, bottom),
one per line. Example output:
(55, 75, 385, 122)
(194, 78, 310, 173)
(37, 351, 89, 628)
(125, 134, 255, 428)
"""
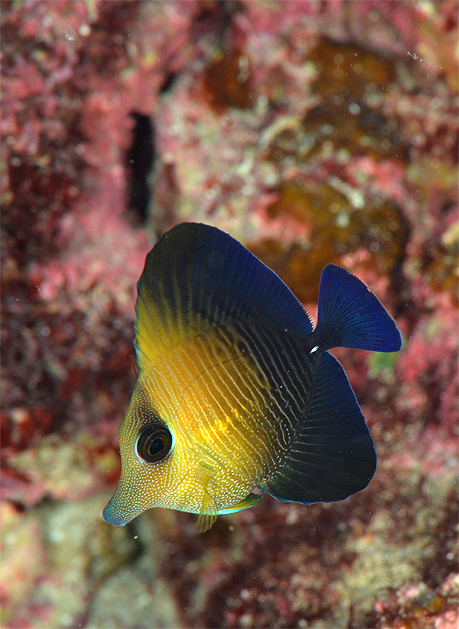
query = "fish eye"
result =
(136, 424, 173, 463)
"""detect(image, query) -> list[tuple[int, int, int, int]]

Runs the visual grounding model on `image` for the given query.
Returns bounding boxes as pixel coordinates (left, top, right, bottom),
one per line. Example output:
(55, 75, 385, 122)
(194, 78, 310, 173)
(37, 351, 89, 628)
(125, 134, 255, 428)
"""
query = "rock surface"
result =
(1, 1, 457, 627)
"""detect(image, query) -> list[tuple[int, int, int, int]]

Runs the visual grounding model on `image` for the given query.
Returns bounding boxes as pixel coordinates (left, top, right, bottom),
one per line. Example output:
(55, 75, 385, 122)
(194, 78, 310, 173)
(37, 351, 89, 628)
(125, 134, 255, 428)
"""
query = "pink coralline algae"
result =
(1, 1, 457, 628)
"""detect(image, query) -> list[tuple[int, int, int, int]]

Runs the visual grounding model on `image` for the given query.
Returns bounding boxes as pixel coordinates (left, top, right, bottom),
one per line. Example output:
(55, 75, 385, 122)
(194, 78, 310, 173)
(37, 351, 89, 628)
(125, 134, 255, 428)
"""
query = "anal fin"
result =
(258, 352, 376, 504)
(219, 492, 263, 515)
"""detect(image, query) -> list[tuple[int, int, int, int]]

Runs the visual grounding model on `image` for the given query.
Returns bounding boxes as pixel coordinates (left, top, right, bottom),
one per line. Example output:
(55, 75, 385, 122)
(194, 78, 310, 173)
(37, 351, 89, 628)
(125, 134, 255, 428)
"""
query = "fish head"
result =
(103, 361, 265, 531)
(103, 375, 203, 527)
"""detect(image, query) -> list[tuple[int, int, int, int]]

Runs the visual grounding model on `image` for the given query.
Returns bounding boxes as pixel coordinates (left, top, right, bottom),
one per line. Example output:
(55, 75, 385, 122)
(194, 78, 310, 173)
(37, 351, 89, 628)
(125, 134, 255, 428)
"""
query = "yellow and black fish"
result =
(103, 223, 402, 532)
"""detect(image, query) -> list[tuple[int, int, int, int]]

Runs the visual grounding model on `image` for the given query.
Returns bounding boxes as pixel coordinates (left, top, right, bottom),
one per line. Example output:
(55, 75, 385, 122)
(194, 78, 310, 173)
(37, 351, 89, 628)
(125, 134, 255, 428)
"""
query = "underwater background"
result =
(1, 1, 458, 627)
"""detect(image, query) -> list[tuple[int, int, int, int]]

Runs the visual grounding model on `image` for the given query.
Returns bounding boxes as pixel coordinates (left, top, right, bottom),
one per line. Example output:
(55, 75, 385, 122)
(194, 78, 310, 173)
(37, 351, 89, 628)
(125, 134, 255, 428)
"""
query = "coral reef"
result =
(1, 1, 457, 628)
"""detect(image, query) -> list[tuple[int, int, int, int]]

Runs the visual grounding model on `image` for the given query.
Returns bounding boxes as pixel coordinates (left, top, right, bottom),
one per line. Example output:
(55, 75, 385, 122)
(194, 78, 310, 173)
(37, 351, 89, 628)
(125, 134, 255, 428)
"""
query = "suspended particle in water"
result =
(65, 26, 75, 42)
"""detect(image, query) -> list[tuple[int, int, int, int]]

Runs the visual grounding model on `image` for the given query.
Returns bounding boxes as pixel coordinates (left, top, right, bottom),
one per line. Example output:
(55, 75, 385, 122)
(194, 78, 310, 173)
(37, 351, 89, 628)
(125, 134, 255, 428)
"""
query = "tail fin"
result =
(312, 264, 402, 353)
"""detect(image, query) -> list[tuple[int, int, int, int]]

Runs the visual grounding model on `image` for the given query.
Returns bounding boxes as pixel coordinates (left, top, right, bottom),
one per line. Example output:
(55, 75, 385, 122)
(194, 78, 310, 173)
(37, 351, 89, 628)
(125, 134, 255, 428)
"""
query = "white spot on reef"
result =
(79, 24, 91, 37)
(348, 102, 361, 115)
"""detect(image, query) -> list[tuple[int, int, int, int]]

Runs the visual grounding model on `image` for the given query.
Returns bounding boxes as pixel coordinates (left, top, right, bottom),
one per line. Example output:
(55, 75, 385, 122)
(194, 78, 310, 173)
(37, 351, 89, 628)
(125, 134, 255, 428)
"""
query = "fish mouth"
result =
(103, 498, 133, 527)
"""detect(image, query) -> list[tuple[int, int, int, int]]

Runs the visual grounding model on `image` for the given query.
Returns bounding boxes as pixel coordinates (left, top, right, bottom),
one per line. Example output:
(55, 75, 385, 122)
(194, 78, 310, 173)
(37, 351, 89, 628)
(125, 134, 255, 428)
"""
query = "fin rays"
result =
(313, 264, 402, 353)
(195, 498, 218, 533)
(135, 223, 313, 368)
(258, 352, 377, 505)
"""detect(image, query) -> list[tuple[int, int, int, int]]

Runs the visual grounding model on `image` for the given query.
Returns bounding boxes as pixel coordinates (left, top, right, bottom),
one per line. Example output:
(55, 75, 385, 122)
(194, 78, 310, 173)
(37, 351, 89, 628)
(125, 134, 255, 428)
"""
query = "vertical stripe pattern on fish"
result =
(103, 223, 402, 532)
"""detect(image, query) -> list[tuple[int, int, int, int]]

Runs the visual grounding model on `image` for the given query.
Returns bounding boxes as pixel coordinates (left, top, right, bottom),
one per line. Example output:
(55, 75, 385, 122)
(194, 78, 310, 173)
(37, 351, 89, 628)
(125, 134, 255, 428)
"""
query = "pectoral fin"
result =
(195, 465, 218, 533)
(195, 488, 218, 533)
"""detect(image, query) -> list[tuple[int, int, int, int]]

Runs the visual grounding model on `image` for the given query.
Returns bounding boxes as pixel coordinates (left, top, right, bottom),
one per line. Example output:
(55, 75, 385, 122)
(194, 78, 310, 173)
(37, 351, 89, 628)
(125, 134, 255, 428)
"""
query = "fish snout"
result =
(103, 494, 137, 527)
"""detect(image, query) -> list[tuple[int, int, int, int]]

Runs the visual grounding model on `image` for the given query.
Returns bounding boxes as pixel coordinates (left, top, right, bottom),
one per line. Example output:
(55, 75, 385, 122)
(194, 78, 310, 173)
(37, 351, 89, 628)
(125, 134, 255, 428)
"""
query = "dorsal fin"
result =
(135, 223, 313, 367)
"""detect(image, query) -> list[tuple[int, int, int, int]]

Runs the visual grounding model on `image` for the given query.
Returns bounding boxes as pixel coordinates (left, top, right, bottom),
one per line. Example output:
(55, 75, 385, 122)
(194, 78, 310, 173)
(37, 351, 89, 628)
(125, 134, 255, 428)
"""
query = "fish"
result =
(103, 222, 402, 532)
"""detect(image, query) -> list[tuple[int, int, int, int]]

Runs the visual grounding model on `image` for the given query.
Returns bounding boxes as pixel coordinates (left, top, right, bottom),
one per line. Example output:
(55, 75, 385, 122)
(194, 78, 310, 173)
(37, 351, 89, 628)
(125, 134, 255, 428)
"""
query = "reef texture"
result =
(1, 1, 458, 628)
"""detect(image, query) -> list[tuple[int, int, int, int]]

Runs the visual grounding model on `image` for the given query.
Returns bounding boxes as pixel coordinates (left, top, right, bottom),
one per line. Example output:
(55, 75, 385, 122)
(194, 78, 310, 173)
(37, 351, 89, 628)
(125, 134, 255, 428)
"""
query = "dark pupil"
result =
(137, 424, 172, 463)
(148, 437, 164, 456)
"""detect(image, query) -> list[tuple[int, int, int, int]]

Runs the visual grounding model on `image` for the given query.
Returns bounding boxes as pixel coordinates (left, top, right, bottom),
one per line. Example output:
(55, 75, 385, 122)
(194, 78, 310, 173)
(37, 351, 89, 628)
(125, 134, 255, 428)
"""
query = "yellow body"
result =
(106, 319, 288, 530)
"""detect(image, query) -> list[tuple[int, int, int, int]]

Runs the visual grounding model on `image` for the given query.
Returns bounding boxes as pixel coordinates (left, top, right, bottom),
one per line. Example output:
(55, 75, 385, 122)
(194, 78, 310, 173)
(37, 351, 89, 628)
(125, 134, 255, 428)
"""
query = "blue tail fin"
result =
(312, 264, 402, 353)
